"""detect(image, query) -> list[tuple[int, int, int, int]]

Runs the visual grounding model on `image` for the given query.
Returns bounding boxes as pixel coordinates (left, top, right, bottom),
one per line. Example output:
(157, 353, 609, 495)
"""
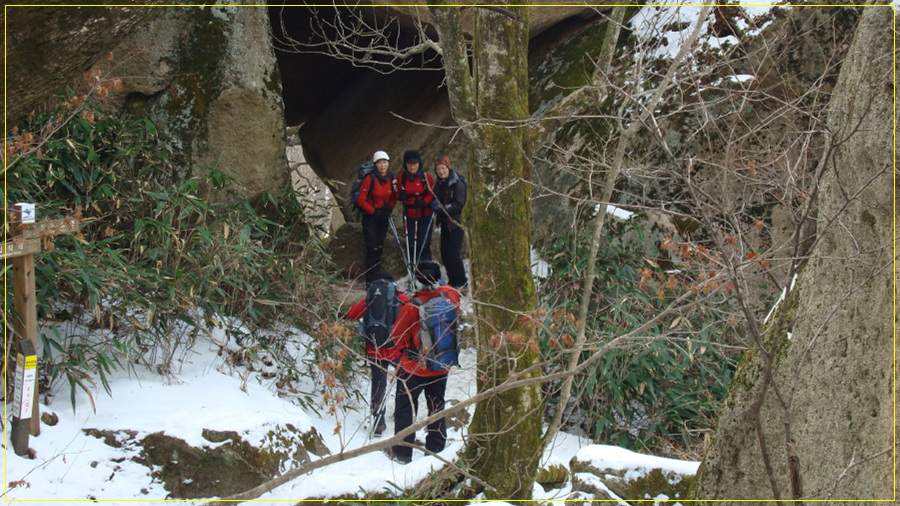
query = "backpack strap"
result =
(410, 296, 428, 348)
(409, 296, 440, 359)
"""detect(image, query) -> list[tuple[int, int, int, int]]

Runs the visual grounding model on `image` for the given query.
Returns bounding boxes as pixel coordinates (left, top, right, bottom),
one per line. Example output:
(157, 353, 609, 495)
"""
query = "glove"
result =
(413, 198, 426, 208)
(404, 348, 422, 362)
(430, 199, 440, 211)
(374, 206, 392, 218)
(398, 190, 407, 202)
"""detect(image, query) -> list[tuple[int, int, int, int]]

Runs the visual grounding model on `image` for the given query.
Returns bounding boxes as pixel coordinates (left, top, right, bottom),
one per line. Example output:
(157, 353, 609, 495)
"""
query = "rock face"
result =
(6, 6, 289, 201)
(110, 6, 288, 199)
(4, 5, 156, 126)
(691, 6, 896, 503)
(529, 6, 860, 253)
(270, 5, 602, 222)
(326, 221, 410, 281)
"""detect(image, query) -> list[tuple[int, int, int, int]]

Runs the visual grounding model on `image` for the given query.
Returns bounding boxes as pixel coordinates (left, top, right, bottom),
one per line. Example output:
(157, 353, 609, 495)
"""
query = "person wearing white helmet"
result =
(357, 150, 397, 282)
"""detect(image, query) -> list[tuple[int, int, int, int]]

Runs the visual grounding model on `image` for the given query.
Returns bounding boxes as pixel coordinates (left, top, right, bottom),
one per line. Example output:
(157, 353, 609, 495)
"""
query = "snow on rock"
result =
(570, 445, 699, 504)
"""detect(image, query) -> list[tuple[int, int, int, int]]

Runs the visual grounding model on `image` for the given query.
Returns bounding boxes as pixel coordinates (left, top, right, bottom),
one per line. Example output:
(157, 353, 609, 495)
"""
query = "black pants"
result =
(439, 223, 467, 288)
(369, 357, 396, 429)
(392, 371, 447, 461)
(404, 214, 433, 266)
(362, 213, 390, 281)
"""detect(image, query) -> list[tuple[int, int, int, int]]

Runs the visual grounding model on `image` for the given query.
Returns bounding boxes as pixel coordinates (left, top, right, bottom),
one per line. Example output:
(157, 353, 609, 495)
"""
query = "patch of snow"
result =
(575, 444, 700, 477)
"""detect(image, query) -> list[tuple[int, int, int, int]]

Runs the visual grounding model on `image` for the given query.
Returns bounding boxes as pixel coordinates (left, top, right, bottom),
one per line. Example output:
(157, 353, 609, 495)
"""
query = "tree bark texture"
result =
(430, 4, 542, 500)
(692, 5, 896, 502)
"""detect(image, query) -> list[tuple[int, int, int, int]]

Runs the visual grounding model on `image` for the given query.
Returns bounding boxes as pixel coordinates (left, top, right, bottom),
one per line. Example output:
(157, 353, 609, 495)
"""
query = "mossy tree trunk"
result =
(430, 4, 542, 500)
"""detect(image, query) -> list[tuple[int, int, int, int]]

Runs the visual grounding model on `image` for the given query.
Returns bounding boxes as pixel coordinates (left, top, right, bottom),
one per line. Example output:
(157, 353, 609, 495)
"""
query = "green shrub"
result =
(5, 90, 340, 411)
(537, 220, 739, 454)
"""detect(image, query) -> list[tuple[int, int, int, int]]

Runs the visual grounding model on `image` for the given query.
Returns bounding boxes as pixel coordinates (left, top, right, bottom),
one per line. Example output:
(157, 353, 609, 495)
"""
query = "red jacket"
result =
(356, 173, 397, 215)
(391, 285, 461, 377)
(397, 170, 434, 219)
(347, 291, 410, 361)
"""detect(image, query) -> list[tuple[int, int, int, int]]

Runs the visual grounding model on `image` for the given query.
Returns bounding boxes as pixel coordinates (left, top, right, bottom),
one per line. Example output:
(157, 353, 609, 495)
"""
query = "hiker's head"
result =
(404, 150, 422, 173)
(371, 271, 394, 282)
(433, 155, 451, 179)
(373, 151, 390, 174)
(415, 261, 441, 288)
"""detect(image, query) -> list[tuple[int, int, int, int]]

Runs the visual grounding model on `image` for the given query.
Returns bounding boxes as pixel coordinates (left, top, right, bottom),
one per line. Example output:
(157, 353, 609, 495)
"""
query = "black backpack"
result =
(350, 161, 376, 212)
(412, 293, 460, 371)
(361, 278, 400, 348)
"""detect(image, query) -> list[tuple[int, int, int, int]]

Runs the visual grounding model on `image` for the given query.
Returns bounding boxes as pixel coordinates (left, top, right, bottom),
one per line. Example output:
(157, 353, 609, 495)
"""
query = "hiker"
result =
(346, 271, 409, 437)
(388, 261, 461, 464)
(397, 149, 435, 267)
(356, 150, 397, 282)
(430, 155, 468, 291)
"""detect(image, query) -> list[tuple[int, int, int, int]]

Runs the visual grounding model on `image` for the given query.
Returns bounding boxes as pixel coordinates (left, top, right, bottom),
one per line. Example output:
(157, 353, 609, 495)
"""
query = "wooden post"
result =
(5, 205, 80, 453)
(10, 204, 41, 436)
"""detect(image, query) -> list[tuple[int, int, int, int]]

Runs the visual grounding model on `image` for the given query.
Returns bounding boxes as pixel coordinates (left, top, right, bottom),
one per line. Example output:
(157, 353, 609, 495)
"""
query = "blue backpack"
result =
(412, 293, 459, 371)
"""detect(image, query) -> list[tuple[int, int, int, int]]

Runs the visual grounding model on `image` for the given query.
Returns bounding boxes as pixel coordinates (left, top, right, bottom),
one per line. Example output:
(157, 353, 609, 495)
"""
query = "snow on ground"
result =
(3, 329, 600, 504)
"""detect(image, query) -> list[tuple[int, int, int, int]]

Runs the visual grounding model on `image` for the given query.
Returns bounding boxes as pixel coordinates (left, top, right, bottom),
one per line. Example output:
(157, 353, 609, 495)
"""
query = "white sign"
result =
(12, 352, 36, 419)
(15, 203, 36, 224)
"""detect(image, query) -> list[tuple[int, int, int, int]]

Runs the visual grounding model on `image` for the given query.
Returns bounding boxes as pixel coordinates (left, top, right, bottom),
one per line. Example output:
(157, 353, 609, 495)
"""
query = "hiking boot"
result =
(384, 448, 411, 465)
(374, 424, 387, 437)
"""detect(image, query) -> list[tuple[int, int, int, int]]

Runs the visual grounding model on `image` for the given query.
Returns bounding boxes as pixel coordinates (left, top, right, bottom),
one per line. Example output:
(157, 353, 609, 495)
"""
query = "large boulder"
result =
(691, 5, 895, 502)
(6, 5, 288, 202)
(270, 5, 603, 222)
(108, 6, 289, 200)
(4, 5, 156, 126)
(327, 221, 413, 282)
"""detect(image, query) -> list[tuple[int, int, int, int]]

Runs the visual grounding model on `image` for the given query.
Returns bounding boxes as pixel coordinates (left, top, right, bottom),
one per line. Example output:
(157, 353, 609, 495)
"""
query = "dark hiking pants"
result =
(362, 214, 390, 280)
(369, 357, 395, 430)
(392, 370, 447, 462)
(439, 224, 466, 288)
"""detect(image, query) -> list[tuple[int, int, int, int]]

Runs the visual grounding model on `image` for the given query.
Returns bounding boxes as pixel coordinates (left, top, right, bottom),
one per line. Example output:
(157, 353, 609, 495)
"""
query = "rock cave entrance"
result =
(267, 5, 450, 224)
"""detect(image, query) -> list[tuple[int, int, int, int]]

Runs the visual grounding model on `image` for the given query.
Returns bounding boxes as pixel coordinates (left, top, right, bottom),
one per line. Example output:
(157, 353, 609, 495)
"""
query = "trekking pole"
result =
(413, 220, 420, 268)
(403, 215, 415, 292)
(389, 218, 415, 283)
(416, 214, 434, 268)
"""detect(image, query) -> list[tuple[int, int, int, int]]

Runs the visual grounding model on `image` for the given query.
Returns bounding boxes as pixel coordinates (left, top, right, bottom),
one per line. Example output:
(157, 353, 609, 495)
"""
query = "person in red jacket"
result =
(387, 261, 460, 464)
(396, 149, 435, 266)
(346, 271, 410, 436)
(357, 150, 397, 283)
